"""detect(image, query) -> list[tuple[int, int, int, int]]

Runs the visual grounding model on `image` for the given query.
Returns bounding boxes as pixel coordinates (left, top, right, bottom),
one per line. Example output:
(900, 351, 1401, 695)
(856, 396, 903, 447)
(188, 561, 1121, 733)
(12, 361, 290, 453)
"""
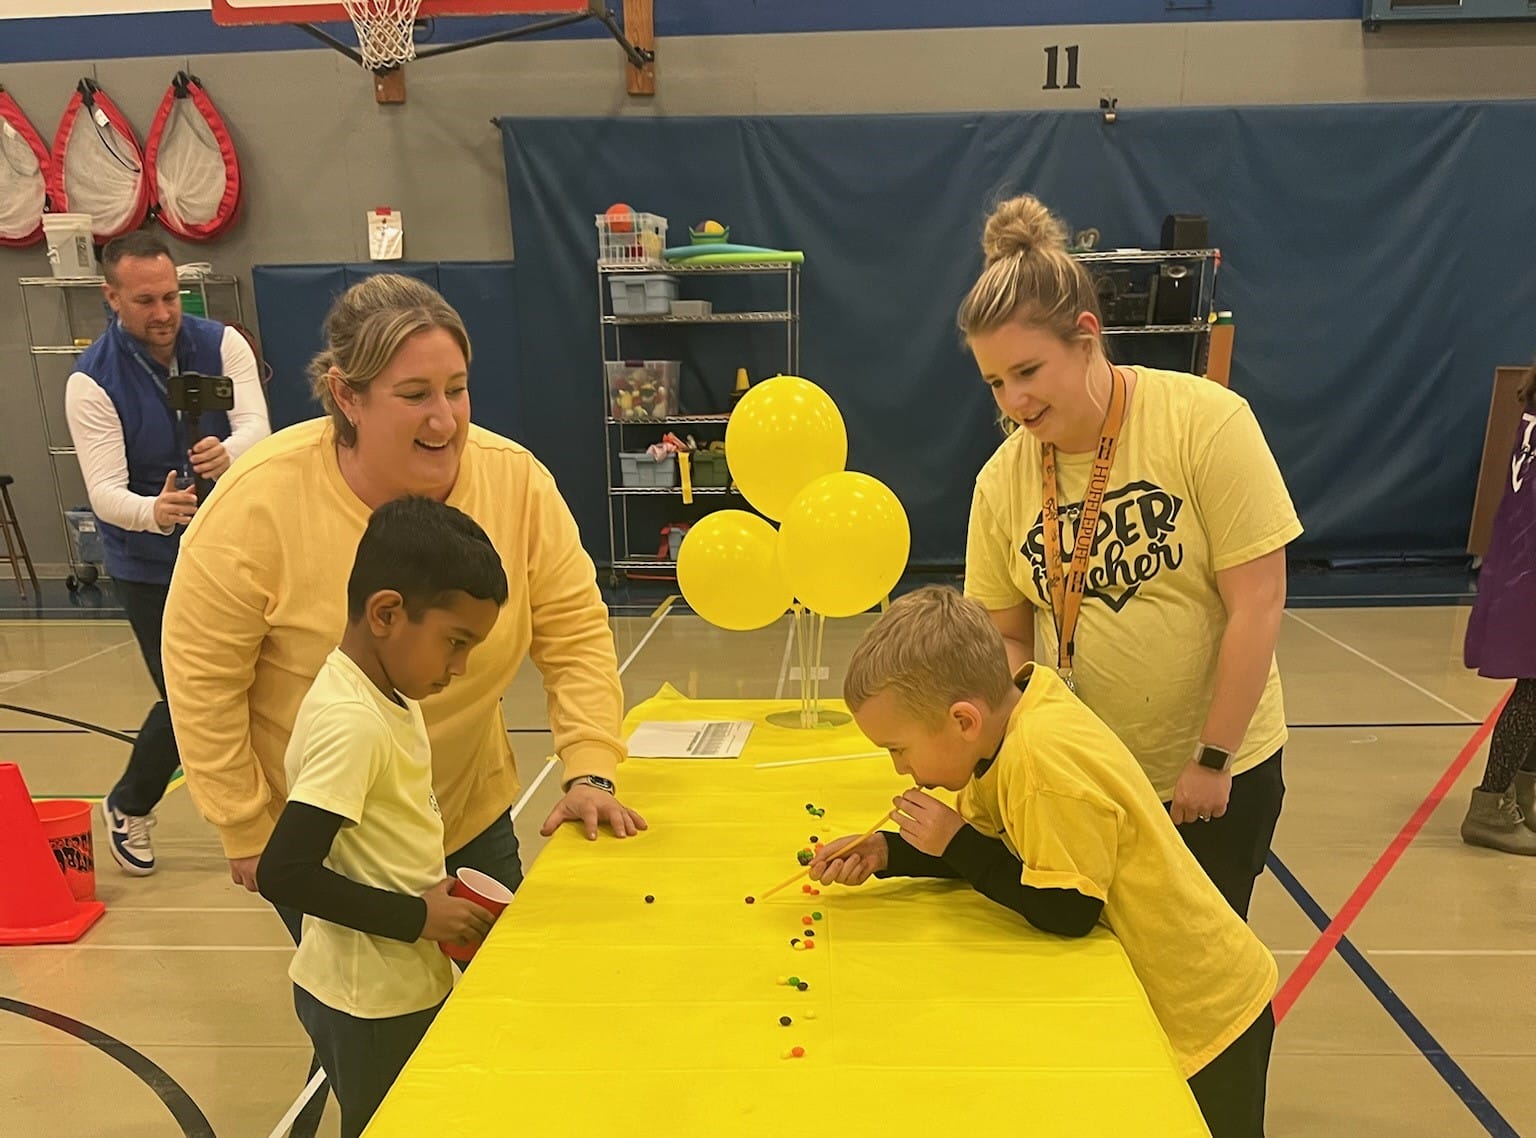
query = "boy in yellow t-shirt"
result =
(257, 497, 509, 1138)
(810, 586, 1276, 1138)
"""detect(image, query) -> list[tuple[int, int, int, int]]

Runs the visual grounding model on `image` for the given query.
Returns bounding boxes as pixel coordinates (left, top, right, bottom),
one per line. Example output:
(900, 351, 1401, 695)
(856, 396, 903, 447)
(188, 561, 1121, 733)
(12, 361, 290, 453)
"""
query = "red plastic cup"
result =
(439, 867, 513, 962)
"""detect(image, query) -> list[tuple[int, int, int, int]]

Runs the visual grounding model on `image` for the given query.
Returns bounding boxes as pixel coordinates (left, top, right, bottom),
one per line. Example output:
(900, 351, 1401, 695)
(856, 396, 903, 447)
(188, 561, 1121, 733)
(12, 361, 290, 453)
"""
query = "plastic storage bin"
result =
(595, 211, 668, 266)
(663, 522, 690, 561)
(607, 360, 680, 420)
(688, 451, 730, 487)
(619, 452, 678, 488)
(608, 274, 678, 316)
(65, 508, 104, 564)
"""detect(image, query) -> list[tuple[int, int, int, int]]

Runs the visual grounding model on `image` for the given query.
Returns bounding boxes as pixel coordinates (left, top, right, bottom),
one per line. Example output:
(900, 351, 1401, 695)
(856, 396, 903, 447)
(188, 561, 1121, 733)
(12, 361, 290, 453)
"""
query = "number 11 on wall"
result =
(1043, 45, 1081, 90)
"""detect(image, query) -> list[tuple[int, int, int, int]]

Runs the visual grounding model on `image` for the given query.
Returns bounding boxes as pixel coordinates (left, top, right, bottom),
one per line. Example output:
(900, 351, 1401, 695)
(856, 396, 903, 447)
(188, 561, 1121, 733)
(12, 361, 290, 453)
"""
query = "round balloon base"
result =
(769, 605, 854, 731)
(766, 709, 853, 730)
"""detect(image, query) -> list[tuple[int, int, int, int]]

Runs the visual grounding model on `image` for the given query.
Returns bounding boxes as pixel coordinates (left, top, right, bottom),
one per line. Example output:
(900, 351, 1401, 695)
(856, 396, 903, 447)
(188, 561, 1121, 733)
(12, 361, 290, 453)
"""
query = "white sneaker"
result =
(102, 796, 157, 875)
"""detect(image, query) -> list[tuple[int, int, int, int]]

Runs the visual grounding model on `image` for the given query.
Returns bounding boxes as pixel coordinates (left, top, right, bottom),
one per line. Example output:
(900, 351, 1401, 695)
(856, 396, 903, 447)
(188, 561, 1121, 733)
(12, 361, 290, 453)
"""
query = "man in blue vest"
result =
(64, 231, 270, 876)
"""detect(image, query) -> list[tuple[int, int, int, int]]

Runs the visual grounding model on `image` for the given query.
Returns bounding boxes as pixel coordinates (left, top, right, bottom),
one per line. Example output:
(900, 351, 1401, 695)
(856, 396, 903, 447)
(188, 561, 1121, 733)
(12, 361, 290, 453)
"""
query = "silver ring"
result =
(1199, 814, 1211, 822)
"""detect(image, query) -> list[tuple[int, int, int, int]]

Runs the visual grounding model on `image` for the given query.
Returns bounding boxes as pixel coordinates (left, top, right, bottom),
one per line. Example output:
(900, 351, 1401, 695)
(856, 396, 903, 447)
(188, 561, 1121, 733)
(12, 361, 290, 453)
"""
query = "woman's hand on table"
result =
(539, 782, 649, 841)
(808, 833, 889, 886)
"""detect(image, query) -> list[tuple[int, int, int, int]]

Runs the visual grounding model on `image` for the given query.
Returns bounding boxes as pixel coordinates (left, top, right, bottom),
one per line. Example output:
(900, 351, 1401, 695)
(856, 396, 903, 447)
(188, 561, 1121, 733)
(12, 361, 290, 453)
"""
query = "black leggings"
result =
(1477, 678, 1536, 794)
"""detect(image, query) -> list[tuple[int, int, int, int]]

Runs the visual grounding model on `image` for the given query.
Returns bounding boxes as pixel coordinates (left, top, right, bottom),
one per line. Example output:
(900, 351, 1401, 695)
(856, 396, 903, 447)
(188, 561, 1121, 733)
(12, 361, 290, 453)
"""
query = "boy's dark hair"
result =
(346, 496, 509, 620)
(101, 231, 174, 285)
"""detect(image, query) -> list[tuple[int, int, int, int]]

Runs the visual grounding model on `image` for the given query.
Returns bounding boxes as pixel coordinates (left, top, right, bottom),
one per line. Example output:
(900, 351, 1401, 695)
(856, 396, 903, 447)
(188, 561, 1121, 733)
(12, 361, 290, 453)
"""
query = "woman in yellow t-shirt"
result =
(959, 196, 1302, 919)
(163, 274, 647, 905)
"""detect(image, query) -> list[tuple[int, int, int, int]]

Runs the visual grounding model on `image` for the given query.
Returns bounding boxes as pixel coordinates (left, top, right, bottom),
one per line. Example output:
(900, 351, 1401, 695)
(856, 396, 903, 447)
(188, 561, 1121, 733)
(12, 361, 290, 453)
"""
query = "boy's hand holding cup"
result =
(424, 868, 513, 960)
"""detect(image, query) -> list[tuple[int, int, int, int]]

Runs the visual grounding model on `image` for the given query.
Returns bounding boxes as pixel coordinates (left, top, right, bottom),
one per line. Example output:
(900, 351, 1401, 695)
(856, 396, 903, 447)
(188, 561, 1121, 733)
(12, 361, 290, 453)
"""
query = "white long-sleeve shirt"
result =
(64, 326, 270, 534)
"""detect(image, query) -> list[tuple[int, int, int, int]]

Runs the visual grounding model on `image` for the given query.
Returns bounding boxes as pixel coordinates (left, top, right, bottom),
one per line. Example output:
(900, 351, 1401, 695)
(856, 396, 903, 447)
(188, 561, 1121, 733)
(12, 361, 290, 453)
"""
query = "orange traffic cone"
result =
(0, 762, 105, 945)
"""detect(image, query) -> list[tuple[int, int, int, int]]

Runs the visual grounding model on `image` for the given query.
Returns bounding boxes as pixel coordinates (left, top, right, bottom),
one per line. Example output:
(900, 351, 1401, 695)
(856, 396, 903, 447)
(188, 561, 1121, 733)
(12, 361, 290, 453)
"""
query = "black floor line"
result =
(0, 996, 216, 1138)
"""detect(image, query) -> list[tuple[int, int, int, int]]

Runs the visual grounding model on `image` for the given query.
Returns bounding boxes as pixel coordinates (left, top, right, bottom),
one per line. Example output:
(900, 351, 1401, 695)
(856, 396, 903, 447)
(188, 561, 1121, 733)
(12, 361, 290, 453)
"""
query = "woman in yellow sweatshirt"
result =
(163, 274, 644, 910)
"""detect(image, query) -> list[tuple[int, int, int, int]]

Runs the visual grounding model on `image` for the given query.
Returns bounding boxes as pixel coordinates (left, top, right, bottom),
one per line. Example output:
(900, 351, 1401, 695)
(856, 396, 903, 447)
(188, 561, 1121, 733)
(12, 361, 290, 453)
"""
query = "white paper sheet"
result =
(626, 719, 754, 759)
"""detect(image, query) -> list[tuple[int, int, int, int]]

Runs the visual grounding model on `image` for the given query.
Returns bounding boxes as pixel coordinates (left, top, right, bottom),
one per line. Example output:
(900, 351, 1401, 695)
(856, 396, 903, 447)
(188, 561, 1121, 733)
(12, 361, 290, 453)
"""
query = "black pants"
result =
(110, 579, 181, 816)
(293, 985, 445, 1138)
(1188, 1004, 1275, 1138)
(1169, 751, 1285, 920)
(275, 811, 523, 1137)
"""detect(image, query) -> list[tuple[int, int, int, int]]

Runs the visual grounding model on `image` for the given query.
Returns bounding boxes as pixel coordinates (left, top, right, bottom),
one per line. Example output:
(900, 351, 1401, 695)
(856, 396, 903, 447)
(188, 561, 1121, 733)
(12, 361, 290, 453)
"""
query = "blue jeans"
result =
(445, 809, 526, 895)
(109, 579, 181, 816)
(274, 810, 522, 1136)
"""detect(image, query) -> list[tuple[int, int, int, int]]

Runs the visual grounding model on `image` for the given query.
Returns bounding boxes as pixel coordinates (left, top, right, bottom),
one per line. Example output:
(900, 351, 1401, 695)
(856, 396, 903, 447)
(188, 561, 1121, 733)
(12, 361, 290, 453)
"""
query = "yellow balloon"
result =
(676, 511, 795, 632)
(725, 376, 847, 521)
(779, 472, 911, 619)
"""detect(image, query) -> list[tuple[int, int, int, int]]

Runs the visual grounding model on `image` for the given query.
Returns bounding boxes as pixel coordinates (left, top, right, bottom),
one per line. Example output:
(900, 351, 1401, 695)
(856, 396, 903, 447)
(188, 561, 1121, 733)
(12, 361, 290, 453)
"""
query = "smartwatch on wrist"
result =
(1195, 744, 1232, 773)
(569, 774, 616, 795)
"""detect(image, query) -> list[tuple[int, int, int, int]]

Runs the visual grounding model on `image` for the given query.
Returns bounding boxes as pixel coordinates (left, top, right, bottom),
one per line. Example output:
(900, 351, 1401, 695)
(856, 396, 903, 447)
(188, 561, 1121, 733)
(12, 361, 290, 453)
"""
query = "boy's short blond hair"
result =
(843, 586, 1015, 724)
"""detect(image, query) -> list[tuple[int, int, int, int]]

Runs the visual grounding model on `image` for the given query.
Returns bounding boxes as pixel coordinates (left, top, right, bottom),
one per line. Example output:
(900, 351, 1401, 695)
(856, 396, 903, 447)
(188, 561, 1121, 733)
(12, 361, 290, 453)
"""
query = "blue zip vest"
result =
(76, 315, 231, 585)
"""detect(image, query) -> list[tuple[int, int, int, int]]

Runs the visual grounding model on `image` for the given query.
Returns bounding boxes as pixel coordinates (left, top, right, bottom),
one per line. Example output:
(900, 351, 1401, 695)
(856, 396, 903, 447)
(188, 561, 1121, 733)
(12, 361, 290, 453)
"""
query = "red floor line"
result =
(1273, 686, 1513, 1023)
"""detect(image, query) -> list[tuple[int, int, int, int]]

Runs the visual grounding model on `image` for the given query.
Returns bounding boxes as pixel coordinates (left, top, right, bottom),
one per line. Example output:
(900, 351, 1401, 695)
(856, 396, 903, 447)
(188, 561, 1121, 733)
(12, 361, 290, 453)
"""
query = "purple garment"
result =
(1465, 399, 1536, 679)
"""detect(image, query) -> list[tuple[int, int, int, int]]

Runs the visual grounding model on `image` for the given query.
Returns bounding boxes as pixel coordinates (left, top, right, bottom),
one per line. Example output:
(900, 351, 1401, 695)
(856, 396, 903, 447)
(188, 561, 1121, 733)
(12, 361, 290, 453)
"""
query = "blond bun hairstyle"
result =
(308, 274, 472, 448)
(958, 194, 1104, 346)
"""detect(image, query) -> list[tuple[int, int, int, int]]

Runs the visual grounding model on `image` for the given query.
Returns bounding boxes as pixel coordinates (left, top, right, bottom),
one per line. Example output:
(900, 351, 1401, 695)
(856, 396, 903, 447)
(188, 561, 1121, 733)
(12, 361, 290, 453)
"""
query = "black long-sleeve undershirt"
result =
(876, 826, 1104, 937)
(257, 802, 429, 943)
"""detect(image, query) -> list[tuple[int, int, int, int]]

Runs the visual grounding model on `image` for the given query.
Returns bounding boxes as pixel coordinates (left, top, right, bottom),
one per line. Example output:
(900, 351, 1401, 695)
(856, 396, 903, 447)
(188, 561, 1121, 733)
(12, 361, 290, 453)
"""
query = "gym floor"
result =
(1, 576, 1532, 1138)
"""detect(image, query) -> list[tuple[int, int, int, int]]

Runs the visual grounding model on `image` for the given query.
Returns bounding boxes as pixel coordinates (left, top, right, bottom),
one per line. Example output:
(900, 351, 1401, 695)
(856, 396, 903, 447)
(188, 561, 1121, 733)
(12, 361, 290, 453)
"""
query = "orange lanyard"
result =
(1040, 366, 1128, 692)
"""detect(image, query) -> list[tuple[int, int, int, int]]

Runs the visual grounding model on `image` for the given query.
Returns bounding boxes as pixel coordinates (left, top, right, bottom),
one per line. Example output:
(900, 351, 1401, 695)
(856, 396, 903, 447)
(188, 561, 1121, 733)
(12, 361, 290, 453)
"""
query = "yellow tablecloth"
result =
(366, 686, 1210, 1137)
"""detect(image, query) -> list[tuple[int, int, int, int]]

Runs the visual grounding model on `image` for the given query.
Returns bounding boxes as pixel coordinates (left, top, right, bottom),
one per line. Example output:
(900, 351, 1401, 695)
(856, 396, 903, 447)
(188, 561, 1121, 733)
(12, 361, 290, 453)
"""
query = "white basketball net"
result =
(342, 0, 424, 71)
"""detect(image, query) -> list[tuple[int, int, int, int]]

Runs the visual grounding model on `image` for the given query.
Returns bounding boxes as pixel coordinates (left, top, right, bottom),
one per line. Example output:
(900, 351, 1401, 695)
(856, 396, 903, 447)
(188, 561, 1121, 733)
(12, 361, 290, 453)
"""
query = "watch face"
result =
(1198, 747, 1230, 771)
(586, 776, 615, 792)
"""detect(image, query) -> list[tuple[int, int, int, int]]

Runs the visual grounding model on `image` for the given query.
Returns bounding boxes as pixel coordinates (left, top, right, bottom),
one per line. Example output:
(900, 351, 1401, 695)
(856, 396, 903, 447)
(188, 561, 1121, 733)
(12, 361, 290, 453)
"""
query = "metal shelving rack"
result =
(1073, 249, 1220, 373)
(17, 274, 244, 586)
(597, 259, 800, 583)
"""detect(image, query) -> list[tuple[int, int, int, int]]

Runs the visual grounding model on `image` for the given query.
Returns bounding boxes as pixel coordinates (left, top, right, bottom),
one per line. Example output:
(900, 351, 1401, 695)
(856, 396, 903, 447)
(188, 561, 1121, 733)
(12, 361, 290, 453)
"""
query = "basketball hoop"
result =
(342, 0, 424, 70)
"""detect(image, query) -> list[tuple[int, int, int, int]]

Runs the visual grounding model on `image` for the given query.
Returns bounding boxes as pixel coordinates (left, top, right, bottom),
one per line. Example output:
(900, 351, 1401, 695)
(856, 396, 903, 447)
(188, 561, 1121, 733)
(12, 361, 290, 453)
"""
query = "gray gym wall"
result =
(2, 18, 1534, 570)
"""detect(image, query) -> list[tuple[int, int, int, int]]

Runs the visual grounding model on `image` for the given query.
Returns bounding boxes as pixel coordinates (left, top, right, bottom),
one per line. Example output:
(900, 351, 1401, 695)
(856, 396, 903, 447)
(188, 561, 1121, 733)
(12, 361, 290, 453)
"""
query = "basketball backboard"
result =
(210, 0, 588, 26)
(209, 0, 652, 103)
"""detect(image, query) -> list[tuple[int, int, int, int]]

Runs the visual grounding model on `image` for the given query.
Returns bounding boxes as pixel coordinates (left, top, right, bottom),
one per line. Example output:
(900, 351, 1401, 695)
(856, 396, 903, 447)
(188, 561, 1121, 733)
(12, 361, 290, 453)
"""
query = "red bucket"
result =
(34, 800, 96, 902)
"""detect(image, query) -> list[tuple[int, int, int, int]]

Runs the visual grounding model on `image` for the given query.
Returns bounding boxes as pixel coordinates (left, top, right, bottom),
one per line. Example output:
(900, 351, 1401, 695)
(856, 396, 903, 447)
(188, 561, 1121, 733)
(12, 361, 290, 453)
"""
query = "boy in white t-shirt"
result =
(258, 496, 508, 1138)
